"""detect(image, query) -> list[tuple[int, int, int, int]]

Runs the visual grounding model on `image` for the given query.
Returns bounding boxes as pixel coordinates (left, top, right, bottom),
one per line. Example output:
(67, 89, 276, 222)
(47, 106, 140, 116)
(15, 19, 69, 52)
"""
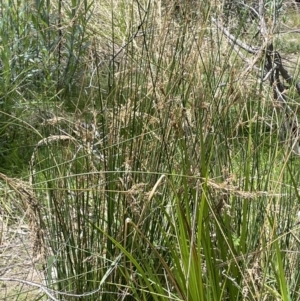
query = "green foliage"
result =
(1, 0, 300, 300)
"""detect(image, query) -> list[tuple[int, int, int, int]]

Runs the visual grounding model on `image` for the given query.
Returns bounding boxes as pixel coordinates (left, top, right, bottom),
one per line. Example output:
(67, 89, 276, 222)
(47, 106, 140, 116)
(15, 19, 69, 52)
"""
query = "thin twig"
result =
(0, 253, 122, 299)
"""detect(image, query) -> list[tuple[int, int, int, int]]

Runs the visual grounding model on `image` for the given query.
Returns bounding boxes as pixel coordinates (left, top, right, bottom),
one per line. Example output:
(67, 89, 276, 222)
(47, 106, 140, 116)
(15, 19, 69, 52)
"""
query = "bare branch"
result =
(212, 18, 259, 54)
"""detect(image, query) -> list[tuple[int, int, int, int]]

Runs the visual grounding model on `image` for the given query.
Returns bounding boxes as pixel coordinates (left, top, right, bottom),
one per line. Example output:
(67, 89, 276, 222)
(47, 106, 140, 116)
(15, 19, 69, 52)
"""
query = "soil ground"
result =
(0, 218, 45, 300)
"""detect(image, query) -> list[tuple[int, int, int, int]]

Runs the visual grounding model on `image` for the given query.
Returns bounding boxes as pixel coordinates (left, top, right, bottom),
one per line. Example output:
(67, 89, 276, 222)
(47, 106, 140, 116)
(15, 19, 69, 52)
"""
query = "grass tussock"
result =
(1, 0, 300, 300)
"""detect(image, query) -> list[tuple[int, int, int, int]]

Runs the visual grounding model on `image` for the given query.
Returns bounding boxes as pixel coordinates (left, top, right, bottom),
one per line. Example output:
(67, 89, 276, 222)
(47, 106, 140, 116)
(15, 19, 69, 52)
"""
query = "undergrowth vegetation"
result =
(1, 0, 300, 300)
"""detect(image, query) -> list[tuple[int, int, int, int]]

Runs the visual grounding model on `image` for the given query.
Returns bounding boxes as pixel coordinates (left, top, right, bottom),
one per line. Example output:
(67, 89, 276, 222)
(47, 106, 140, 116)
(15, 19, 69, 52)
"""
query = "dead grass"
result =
(0, 218, 44, 300)
(0, 173, 45, 300)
